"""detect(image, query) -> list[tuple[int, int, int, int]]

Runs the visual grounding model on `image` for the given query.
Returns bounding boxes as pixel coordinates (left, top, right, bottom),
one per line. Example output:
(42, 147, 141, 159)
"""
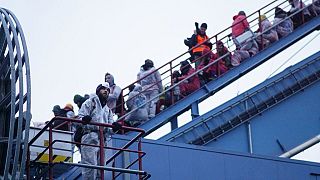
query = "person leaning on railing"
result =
(77, 83, 121, 179)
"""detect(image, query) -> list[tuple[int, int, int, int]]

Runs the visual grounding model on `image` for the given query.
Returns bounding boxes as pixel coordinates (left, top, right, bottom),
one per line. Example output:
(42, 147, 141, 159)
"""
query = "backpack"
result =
(73, 124, 84, 146)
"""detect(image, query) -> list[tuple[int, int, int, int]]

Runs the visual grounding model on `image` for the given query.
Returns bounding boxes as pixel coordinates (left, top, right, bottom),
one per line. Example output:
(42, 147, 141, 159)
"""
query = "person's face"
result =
(98, 88, 109, 100)
(105, 75, 112, 84)
(200, 27, 206, 35)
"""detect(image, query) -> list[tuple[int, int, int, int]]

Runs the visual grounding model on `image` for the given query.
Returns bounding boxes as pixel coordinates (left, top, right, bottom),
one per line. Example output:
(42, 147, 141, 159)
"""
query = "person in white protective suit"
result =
(105, 73, 122, 115)
(256, 14, 279, 48)
(125, 84, 149, 127)
(78, 83, 121, 179)
(137, 59, 163, 118)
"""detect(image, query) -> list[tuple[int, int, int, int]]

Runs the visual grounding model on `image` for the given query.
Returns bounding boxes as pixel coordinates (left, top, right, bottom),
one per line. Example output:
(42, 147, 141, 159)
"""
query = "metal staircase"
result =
(138, 16, 320, 137)
(160, 51, 320, 148)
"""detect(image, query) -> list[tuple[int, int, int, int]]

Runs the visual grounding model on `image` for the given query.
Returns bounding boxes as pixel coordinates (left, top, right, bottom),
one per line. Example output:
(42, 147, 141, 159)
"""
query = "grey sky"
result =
(0, 0, 319, 162)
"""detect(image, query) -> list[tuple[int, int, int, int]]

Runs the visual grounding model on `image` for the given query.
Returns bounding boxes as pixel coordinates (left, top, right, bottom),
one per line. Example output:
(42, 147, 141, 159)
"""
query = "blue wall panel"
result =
(205, 122, 250, 153)
(110, 136, 320, 180)
(204, 80, 320, 156)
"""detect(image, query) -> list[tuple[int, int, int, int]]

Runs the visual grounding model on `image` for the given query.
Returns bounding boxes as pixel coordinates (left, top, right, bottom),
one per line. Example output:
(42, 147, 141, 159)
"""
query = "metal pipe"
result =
(29, 117, 145, 146)
(61, 162, 148, 175)
(170, 61, 174, 105)
(112, 161, 116, 180)
(215, 35, 220, 77)
(138, 138, 143, 180)
(49, 125, 53, 179)
(279, 134, 320, 158)
(99, 127, 105, 180)
(247, 121, 253, 154)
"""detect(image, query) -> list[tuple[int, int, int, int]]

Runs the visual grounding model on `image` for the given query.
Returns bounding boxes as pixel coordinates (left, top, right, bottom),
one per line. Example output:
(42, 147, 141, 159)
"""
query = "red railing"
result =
(27, 116, 149, 180)
(114, 0, 316, 125)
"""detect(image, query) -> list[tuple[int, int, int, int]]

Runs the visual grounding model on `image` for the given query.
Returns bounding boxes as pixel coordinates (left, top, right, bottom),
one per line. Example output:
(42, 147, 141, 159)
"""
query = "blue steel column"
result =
(191, 102, 199, 119)
(170, 117, 178, 131)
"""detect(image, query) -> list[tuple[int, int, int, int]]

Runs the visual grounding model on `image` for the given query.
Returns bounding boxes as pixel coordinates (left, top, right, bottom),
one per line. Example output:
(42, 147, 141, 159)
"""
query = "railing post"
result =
(170, 62, 174, 105)
(258, 10, 264, 50)
(49, 125, 53, 179)
(191, 102, 199, 119)
(112, 161, 116, 180)
(120, 90, 125, 135)
(99, 126, 105, 180)
(170, 117, 178, 131)
(138, 138, 143, 180)
(215, 35, 220, 77)
(120, 90, 124, 117)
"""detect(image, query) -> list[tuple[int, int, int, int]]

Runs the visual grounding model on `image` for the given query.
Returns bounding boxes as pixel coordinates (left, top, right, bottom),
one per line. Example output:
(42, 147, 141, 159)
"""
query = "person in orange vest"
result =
(189, 22, 212, 68)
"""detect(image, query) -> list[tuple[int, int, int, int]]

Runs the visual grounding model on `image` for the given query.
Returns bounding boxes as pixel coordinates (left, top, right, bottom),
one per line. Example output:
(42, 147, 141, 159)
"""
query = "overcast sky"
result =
(0, 0, 319, 162)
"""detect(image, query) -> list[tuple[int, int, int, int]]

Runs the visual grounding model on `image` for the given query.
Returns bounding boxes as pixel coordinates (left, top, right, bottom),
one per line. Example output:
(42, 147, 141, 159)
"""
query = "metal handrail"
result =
(169, 56, 320, 142)
(116, 0, 315, 127)
(113, 0, 292, 118)
(27, 116, 147, 180)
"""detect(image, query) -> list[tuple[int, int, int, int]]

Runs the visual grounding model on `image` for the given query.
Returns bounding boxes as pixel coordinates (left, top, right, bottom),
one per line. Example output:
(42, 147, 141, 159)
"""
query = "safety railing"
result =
(113, 0, 317, 126)
(164, 55, 320, 144)
(27, 116, 150, 180)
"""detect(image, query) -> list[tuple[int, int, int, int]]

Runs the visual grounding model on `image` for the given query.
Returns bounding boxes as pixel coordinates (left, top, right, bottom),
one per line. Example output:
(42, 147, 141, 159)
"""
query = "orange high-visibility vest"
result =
(192, 35, 209, 53)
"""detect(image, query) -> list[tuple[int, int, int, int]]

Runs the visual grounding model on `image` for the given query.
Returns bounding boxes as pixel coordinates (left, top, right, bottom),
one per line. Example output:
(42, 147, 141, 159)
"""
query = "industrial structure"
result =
(0, 0, 320, 179)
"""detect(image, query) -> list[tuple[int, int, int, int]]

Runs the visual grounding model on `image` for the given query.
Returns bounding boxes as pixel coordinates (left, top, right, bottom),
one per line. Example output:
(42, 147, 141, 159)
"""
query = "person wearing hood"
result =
(256, 14, 279, 48)
(52, 105, 62, 116)
(74, 94, 89, 109)
(178, 60, 200, 96)
(105, 73, 123, 115)
(78, 83, 115, 179)
(137, 59, 163, 118)
(231, 11, 250, 38)
(273, 7, 294, 38)
(288, 0, 312, 29)
(125, 84, 148, 127)
(189, 22, 212, 68)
